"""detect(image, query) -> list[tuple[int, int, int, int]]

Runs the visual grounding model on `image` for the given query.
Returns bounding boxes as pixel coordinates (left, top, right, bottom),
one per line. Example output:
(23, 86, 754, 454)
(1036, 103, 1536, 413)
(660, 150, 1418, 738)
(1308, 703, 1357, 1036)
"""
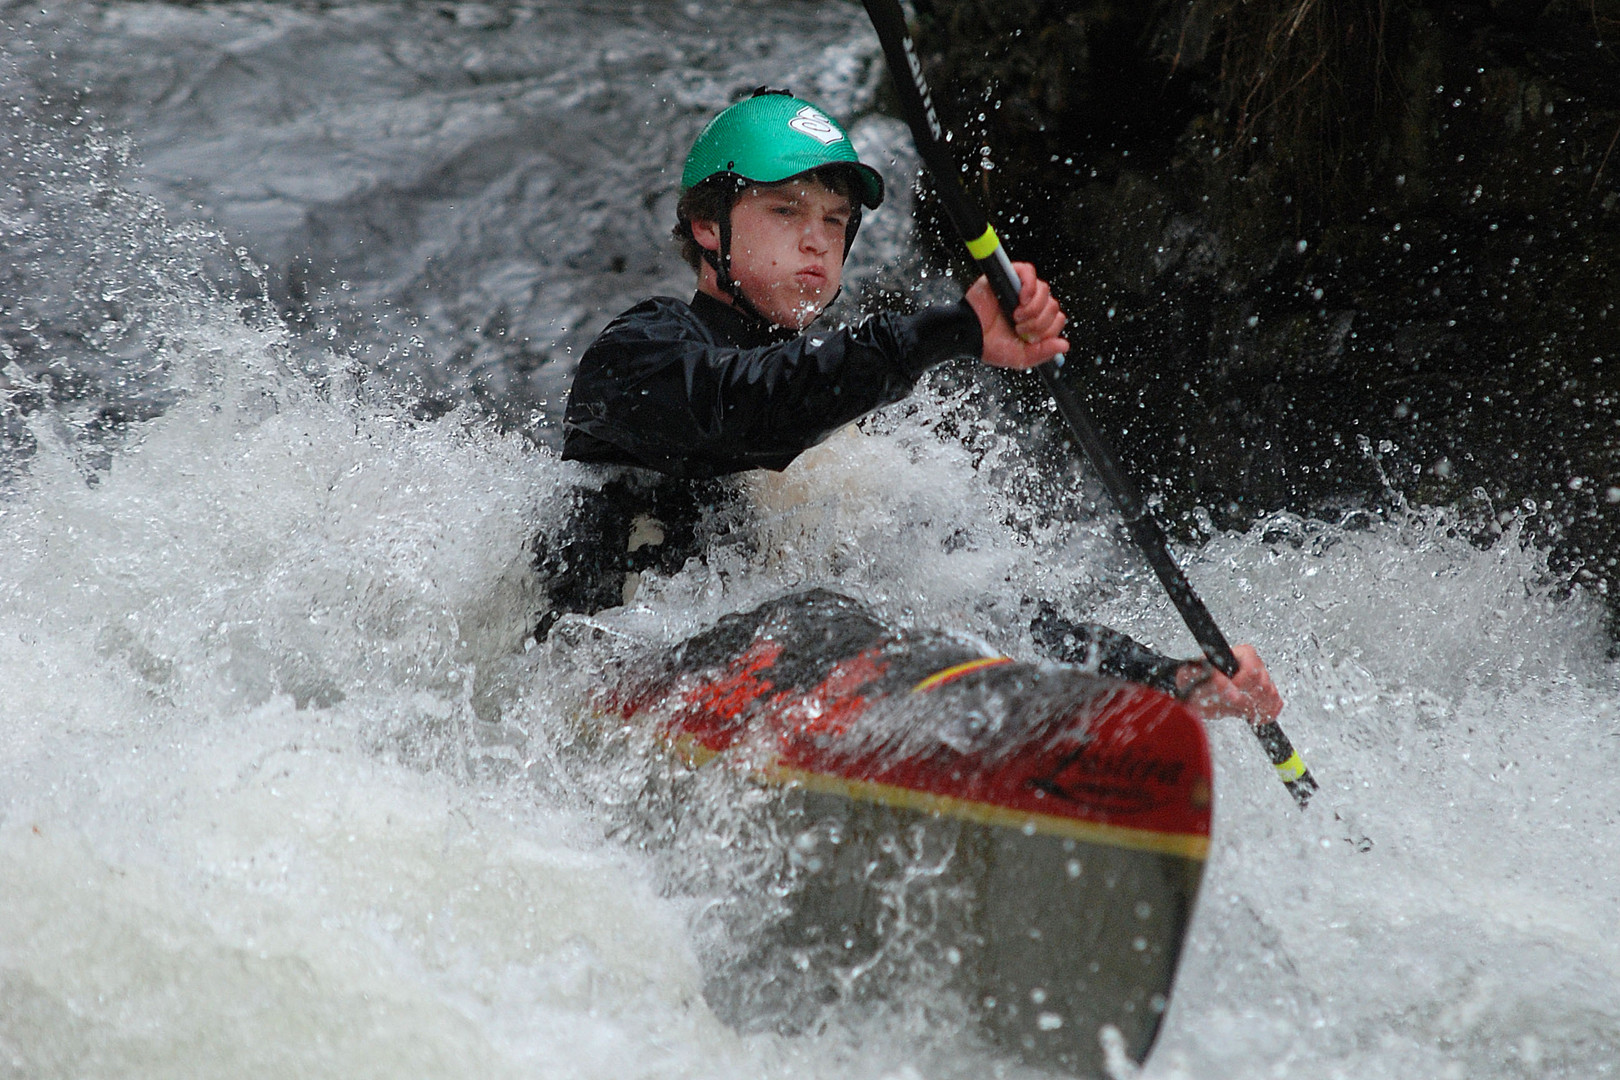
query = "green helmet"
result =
(681, 89, 884, 209)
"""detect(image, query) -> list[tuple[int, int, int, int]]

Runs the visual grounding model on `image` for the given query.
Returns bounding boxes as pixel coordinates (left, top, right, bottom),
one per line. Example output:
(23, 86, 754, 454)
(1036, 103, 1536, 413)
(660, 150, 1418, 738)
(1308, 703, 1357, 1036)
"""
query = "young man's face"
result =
(693, 176, 851, 330)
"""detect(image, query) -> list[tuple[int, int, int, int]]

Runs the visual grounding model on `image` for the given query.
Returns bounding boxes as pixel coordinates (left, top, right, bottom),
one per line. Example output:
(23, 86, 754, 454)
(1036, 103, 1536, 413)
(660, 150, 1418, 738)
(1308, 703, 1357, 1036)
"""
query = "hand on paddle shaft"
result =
(858, 0, 1318, 807)
(965, 262, 1069, 369)
(1177, 644, 1285, 728)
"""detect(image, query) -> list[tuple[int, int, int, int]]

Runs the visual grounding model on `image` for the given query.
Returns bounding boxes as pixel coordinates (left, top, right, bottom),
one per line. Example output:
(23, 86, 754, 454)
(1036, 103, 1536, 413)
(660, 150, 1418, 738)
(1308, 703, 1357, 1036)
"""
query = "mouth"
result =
(794, 266, 827, 286)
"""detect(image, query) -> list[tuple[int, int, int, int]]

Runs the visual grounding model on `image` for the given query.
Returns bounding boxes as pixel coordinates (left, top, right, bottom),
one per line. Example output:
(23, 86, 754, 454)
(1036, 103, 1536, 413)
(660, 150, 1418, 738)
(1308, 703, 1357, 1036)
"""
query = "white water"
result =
(5, 218, 1618, 1080)
(5, 6, 1620, 1080)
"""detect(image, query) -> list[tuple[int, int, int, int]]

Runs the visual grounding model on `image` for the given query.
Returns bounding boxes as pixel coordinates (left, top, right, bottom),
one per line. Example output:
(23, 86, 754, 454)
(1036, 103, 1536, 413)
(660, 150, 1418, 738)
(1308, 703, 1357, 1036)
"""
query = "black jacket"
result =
(561, 291, 982, 477)
(537, 293, 981, 634)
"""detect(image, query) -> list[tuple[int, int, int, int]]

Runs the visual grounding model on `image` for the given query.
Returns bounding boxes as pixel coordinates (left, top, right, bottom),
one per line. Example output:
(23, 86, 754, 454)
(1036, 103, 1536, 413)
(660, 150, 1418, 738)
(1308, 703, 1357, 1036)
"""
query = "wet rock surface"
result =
(908, 0, 1620, 630)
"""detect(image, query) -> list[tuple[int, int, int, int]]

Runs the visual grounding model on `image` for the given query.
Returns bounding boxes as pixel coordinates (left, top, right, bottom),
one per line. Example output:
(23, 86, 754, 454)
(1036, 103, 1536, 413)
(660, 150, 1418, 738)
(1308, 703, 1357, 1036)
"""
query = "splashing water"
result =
(3, 7, 1619, 1080)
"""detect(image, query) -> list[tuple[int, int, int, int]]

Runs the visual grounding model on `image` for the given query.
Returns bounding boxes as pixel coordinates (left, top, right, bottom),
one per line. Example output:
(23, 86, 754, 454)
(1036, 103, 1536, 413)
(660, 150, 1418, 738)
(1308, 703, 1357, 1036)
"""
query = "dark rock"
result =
(909, 0, 1620, 633)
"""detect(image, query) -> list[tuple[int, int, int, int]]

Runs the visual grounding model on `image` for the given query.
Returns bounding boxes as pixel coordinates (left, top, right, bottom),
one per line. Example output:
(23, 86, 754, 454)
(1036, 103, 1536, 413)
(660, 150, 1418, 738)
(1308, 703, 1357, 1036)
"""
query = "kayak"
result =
(587, 588, 1212, 1076)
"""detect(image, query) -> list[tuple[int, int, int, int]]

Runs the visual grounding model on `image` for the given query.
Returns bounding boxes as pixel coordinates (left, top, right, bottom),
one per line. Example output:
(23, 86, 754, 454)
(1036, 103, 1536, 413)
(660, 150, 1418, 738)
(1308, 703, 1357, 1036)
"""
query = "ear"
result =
(690, 218, 721, 253)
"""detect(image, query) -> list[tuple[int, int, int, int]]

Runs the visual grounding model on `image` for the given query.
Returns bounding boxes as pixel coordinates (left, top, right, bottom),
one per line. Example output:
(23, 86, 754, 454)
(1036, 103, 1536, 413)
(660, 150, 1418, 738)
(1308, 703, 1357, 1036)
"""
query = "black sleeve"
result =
(562, 298, 982, 478)
(1030, 603, 1186, 695)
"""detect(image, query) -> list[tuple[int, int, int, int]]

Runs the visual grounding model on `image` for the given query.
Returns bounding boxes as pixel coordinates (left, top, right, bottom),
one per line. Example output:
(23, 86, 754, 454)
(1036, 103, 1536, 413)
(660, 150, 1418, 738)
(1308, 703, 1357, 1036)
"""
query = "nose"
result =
(800, 221, 836, 255)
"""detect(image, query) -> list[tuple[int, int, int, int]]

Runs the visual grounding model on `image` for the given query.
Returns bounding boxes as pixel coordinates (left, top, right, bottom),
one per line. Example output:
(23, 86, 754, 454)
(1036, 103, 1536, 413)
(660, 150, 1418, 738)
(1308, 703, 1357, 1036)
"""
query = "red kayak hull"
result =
(596, 589, 1212, 1074)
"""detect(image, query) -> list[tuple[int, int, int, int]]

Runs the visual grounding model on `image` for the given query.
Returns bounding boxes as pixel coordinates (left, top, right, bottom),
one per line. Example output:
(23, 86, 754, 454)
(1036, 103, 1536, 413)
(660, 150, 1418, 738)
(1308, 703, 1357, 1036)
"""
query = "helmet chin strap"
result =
(702, 199, 776, 328)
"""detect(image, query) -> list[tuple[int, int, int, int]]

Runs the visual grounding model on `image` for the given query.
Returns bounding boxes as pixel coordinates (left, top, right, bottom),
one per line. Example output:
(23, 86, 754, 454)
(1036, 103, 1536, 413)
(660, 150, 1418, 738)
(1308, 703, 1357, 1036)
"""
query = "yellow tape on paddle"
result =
(1273, 751, 1308, 784)
(965, 224, 1000, 261)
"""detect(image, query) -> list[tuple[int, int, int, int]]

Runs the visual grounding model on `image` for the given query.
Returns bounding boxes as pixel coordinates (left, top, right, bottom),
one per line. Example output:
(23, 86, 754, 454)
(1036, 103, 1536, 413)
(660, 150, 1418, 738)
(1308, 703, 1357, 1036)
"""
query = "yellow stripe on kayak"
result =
(669, 734, 721, 769)
(965, 223, 1000, 261)
(1273, 751, 1308, 783)
(911, 656, 1013, 693)
(768, 763, 1209, 860)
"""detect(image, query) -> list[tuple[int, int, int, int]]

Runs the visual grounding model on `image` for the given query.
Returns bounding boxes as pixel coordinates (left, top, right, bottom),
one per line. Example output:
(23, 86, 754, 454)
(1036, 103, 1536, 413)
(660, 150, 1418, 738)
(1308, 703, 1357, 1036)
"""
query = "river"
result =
(2, 3, 1617, 1078)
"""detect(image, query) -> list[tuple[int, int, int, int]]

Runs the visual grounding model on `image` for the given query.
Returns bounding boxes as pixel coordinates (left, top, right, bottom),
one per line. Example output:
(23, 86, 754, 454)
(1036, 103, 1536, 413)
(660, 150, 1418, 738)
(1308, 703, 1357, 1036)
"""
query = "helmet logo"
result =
(787, 105, 842, 146)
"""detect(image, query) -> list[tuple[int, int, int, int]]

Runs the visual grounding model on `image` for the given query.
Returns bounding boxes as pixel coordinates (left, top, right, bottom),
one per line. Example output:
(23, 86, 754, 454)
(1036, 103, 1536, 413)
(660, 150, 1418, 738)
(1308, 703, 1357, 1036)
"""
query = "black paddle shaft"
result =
(860, 0, 1318, 807)
(860, 0, 1235, 675)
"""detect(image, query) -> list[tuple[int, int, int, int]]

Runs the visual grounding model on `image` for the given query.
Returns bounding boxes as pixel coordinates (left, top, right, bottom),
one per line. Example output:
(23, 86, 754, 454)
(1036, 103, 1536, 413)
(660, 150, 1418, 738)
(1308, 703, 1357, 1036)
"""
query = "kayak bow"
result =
(597, 589, 1211, 1075)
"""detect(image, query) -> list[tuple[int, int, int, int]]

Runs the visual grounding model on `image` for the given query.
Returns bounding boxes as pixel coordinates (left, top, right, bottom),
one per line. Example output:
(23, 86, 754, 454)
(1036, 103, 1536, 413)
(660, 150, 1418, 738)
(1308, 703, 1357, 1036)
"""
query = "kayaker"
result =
(543, 88, 1281, 726)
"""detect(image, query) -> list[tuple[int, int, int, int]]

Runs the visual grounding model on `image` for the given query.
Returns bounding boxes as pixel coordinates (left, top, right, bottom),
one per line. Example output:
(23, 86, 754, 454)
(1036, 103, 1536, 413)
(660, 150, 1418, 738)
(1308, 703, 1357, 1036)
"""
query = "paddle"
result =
(860, 0, 1318, 809)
